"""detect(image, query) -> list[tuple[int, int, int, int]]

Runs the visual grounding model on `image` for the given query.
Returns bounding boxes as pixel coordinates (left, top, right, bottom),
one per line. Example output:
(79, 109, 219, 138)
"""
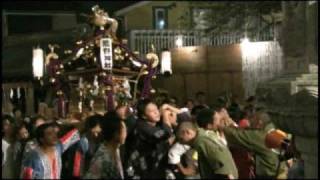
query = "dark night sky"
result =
(2, 1, 140, 15)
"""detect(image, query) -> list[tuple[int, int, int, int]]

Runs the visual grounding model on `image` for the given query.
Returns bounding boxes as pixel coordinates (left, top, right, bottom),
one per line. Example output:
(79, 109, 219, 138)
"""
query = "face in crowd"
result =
(209, 111, 222, 131)
(177, 122, 197, 145)
(41, 126, 59, 146)
(144, 102, 161, 123)
(90, 124, 102, 140)
(17, 125, 30, 141)
(2, 118, 14, 137)
(116, 105, 128, 120)
(186, 100, 194, 111)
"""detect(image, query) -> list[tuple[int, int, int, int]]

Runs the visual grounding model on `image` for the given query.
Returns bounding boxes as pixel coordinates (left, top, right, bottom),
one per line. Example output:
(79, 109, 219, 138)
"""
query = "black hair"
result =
(84, 114, 103, 132)
(35, 123, 56, 145)
(211, 97, 228, 111)
(177, 121, 198, 136)
(191, 105, 207, 116)
(28, 115, 46, 138)
(116, 104, 127, 110)
(12, 107, 22, 114)
(2, 115, 14, 124)
(101, 111, 123, 142)
(246, 96, 256, 103)
(243, 105, 256, 118)
(184, 99, 194, 105)
(14, 122, 30, 138)
(2, 115, 15, 136)
(196, 108, 215, 128)
(195, 91, 205, 97)
(31, 115, 46, 126)
(136, 98, 156, 119)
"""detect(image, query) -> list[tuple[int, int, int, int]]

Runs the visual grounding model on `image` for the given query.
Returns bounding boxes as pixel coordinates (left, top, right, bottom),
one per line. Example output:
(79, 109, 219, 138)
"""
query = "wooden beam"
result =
(2, 82, 33, 89)
(3, 29, 75, 48)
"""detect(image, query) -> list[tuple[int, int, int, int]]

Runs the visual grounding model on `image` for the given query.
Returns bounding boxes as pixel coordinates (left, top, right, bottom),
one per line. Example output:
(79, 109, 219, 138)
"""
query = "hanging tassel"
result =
(89, 99, 94, 112)
(57, 91, 66, 118)
(102, 74, 114, 112)
(78, 101, 83, 113)
(78, 90, 83, 113)
(10, 88, 13, 99)
(17, 87, 21, 99)
(106, 87, 114, 111)
(141, 66, 156, 99)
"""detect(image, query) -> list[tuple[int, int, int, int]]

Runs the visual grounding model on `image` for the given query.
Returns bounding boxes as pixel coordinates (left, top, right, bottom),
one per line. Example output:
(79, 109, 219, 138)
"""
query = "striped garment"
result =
(20, 129, 80, 179)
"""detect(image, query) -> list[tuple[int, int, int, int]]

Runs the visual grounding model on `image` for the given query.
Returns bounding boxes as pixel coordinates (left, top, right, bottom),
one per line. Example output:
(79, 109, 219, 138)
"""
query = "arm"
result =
(177, 163, 196, 176)
(161, 104, 183, 114)
(168, 143, 190, 165)
(138, 121, 174, 155)
(73, 150, 83, 177)
(59, 129, 80, 153)
(223, 127, 266, 154)
(72, 137, 89, 177)
(162, 105, 191, 127)
(20, 152, 40, 179)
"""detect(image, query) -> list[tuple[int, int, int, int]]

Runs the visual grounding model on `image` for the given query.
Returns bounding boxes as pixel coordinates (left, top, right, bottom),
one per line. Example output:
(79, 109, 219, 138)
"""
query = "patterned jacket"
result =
(20, 129, 80, 179)
(126, 119, 173, 179)
(84, 144, 124, 179)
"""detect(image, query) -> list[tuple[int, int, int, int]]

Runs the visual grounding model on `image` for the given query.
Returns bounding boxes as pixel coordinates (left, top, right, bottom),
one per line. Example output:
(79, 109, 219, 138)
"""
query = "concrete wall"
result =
(152, 45, 244, 105)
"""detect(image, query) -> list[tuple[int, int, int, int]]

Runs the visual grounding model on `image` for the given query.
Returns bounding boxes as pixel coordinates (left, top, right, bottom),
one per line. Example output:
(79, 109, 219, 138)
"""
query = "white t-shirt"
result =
(2, 138, 15, 178)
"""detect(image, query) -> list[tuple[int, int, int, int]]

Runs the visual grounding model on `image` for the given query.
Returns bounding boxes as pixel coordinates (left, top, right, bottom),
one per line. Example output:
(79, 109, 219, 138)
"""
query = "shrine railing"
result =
(129, 28, 274, 55)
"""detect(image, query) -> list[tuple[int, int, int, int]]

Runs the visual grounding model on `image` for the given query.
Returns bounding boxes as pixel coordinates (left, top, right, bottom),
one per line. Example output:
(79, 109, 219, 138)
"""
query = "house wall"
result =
(121, 1, 219, 32)
(152, 44, 244, 105)
(124, 1, 188, 30)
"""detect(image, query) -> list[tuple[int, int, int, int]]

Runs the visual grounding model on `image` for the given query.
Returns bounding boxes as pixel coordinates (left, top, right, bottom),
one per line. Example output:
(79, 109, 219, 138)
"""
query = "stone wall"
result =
(256, 1, 318, 178)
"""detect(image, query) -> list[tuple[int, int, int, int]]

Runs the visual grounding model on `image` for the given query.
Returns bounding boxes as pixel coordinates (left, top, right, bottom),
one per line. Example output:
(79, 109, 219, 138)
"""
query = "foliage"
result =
(178, 1, 282, 35)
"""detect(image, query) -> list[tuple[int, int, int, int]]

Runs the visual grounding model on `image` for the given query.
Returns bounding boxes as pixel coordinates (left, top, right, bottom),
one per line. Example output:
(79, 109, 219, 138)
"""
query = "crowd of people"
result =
(2, 92, 305, 179)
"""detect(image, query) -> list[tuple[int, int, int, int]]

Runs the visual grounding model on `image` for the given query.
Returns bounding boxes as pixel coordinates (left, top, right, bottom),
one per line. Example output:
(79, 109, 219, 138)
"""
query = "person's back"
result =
(125, 99, 173, 179)
(133, 119, 172, 178)
(193, 128, 238, 179)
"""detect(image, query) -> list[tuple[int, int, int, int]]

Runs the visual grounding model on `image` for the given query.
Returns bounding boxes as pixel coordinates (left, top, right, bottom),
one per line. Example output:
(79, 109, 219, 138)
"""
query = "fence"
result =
(129, 28, 274, 55)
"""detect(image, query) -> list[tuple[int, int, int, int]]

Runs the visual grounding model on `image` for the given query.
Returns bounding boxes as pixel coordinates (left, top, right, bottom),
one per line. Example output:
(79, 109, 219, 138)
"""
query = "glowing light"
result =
(159, 20, 165, 29)
(161, 50, 172, 75)
(32, 47, 44, 79)
(131, 60, 142, 67)
(175, 35, 183, 47)
(241, 39, 269, 59)
(76, 48, 84, 58)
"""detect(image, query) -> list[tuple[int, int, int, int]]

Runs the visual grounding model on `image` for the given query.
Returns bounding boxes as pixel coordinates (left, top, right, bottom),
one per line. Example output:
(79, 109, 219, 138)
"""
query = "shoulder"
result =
(23, 149, 41, 164)
(92, 145, 112, 161)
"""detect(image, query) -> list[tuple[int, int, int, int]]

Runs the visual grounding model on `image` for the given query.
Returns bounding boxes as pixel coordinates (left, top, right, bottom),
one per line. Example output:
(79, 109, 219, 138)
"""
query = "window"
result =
(153, 7, 168, 30)
(192, 8, 212, 30)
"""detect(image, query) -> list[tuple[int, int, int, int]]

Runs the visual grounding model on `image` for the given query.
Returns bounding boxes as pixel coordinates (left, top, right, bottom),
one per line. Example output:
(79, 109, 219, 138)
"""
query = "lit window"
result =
(153, 8, 168, 30)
